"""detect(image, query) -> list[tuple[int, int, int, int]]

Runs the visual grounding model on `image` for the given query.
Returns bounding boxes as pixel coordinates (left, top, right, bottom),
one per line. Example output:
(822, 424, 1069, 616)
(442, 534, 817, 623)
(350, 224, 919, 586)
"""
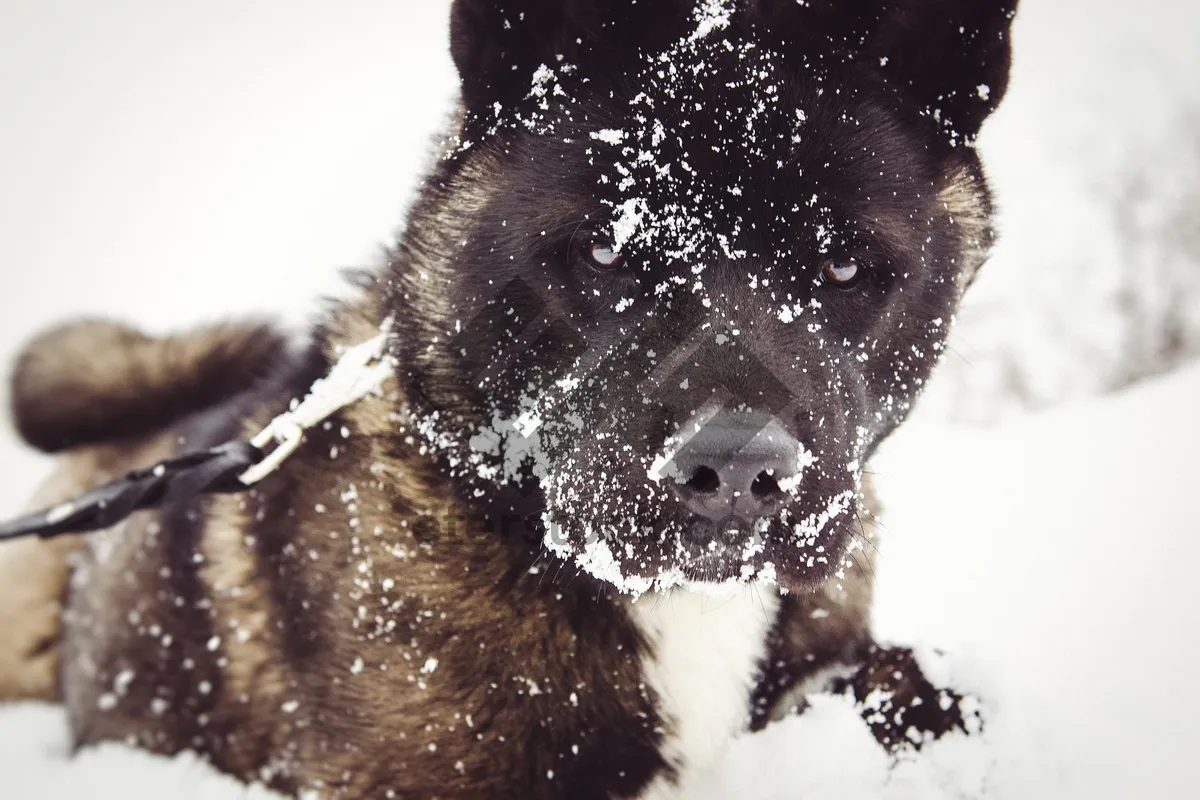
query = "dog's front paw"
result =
(846, 646, 983, 755)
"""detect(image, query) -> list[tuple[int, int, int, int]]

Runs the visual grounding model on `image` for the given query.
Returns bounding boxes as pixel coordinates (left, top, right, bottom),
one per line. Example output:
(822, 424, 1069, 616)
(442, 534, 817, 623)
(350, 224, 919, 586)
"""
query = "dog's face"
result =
(392, 0, 1015, 595)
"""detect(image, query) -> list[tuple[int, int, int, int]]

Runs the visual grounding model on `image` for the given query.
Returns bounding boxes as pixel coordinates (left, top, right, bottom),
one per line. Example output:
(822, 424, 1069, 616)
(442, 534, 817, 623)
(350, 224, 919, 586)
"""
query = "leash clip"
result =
(240, 318, 396, 485)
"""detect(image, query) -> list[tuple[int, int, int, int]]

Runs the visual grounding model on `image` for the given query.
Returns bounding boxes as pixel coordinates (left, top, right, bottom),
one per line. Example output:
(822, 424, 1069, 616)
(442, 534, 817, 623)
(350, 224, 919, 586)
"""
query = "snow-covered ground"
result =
(701, 361, 1200, 799)
(1, 0, 1198, 798)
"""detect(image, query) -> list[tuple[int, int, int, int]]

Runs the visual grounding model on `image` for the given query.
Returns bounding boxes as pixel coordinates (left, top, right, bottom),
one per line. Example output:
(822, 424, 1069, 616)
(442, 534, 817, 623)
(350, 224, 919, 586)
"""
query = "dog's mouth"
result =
(674, 516, 775, 584)
(407, 385, 865, 596)
(539, 455, 862, 596)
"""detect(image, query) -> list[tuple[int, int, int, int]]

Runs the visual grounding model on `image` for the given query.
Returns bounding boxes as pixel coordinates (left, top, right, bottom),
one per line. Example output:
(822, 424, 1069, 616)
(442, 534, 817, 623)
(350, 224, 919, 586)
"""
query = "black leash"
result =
(0, 321, 396, 544)
(0, 441, 264, 542)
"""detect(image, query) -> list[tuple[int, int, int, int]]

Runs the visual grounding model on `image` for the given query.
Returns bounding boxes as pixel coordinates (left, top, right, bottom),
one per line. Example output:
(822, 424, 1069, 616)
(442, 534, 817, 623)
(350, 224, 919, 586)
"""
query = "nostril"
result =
(750, 471, 783, 500)
(686, 467, 721, 495)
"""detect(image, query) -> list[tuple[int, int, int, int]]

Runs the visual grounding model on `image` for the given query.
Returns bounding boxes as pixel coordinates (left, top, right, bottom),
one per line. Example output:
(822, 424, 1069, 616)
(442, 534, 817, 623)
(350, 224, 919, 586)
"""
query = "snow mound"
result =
(0, 704, 282, 800)
(697, 691, 995, 800)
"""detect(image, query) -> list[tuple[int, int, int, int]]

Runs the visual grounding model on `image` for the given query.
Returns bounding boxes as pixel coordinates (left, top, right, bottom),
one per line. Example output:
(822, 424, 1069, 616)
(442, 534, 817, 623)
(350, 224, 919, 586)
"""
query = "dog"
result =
(0, 1, 1016, 797)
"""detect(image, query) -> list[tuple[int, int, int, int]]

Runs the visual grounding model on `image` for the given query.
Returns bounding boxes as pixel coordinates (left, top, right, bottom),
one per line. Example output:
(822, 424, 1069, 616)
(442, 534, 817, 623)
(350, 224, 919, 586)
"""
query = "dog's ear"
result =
(449, 1, 574, 117)
(867, 0, 1018, 143)
(753, 0, 1018, 145)
(449, 1, 693, 120)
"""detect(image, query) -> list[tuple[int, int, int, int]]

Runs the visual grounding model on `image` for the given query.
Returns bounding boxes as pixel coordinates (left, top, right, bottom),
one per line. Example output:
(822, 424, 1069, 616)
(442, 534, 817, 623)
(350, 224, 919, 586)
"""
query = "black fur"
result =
(396, 0, 1013, 594)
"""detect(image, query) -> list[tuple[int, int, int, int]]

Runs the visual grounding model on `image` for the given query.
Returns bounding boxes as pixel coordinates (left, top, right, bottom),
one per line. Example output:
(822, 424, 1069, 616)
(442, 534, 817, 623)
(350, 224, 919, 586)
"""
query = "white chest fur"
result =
(628, 585, 781, 799)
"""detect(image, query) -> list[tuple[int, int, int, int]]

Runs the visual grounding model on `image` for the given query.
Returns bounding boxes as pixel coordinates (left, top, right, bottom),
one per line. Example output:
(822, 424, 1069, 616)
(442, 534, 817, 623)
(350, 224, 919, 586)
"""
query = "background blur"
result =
(1, 1, 1199, 797)
(0, 0, 457, 510)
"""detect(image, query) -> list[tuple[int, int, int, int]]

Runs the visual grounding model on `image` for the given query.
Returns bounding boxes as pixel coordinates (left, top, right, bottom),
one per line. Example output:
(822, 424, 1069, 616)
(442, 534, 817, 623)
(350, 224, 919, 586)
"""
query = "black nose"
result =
(667, 412, 802, 522)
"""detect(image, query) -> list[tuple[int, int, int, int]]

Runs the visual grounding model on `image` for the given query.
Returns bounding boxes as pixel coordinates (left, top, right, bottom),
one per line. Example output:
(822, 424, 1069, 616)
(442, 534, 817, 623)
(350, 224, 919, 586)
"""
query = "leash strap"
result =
(0, 442, 262, 542)
(0, 320, 396, 543)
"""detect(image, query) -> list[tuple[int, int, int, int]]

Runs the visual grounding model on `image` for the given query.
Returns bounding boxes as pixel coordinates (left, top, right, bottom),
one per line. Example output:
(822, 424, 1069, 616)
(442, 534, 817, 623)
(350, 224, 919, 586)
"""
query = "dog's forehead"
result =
(589, 37, 792, 255)
(627, 35, 788, 144)
(573, 36, 914, 268)
(491, 25, 941, 275)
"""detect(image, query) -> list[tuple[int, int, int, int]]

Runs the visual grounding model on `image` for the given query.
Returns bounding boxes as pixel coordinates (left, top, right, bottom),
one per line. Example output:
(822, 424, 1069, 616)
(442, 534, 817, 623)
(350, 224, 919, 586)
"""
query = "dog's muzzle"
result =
(666, 410, 803, 523)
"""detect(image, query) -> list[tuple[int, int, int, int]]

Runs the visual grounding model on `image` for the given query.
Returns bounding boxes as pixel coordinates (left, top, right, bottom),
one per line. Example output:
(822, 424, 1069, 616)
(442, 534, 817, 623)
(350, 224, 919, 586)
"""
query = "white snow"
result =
(0, 704, 282, 800)
(690, 0, 735, 41)
(693, 360, 1200, 799)
(611, 197, 647, 252)
(1, 0, 1199, 798)
(590, 129, 627, 146)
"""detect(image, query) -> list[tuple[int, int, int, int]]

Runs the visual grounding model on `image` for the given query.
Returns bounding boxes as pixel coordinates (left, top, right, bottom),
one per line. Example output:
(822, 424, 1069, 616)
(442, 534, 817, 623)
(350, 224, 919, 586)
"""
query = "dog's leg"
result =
(751, 484, 979, 753)
(750, 571, 874, 730)
(0, 458, 95, 702)
(754, 599, 980, 753)
(841, 644, 982, 753)
(0, 535, 81, 702)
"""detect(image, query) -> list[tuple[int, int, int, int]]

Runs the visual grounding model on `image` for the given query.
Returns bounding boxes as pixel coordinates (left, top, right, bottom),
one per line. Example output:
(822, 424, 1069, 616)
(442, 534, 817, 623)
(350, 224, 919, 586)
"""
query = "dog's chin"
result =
(672, 524, 850, 595)
(612, 544, 845, 596)
(544, 496, 856, 597)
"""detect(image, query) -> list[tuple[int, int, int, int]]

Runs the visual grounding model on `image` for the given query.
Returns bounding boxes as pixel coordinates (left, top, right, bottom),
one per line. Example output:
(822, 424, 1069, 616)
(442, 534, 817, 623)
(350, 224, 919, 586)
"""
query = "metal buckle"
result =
(239, 318, 395, 485)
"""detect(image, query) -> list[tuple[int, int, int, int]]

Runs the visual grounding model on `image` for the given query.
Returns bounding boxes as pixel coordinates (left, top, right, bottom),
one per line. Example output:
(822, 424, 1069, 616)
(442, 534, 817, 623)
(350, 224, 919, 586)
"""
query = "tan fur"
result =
(938, 165, 994, 292)
(0, 535, 79, 702)
(197, 492, 290, 778)
(0, 435, 176, 702)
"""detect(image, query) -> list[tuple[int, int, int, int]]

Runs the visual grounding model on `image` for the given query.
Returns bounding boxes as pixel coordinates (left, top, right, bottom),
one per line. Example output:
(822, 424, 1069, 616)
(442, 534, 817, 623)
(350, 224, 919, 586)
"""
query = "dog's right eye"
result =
(580, 239, 626, 272)
(820, 258, 863, 288)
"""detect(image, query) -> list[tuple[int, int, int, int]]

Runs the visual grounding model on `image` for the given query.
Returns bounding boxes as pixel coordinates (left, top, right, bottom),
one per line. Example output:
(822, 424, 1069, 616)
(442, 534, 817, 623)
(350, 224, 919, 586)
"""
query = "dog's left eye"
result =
(586, 241, 625, 271)
(821, 258, 862, 288)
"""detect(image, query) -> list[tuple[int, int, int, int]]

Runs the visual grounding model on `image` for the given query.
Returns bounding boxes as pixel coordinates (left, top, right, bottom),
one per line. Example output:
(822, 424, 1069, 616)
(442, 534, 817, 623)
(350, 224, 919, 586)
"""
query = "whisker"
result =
(847, 547, 877, 589)
(849, 510, 880, 588)
(943, 340, 978, 371)
(750, 581, 773, 624)
(853, 508, 883, 559)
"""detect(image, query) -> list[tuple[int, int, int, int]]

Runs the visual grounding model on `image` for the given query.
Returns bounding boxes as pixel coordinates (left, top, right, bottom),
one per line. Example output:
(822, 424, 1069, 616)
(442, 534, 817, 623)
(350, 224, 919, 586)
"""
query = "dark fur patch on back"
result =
(10, 320, 291, 453)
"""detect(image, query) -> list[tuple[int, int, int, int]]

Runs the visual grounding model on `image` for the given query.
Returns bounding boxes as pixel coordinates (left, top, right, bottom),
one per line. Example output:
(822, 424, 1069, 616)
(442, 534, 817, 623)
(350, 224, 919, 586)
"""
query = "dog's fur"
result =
(0, 1, 1016, 797)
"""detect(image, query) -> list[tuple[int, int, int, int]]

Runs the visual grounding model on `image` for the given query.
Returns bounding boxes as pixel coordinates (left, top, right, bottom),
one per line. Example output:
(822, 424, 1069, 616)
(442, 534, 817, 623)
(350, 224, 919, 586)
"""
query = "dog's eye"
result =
(821, 258, 862, 288)
(587, 241, 625, 271)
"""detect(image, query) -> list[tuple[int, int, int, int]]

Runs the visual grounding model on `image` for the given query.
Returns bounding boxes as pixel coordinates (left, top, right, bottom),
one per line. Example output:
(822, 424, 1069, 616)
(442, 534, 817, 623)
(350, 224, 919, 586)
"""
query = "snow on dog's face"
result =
(393, 0, 1015, 595)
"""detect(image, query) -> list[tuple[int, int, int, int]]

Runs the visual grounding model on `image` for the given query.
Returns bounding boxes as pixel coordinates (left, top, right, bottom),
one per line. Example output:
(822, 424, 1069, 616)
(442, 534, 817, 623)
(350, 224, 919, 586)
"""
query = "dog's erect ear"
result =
(449, 1, 692, 121)
(868, 0, 1019, 143)
(451, 1, 1017, 144)
(753, 0, 1018, 145)
(449, 1, 574, 117)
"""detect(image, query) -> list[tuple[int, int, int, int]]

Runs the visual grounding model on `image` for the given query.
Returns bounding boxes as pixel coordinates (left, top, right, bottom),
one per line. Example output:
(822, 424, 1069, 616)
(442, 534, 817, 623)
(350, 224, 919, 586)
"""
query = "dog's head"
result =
(390, 0, 1016, 595)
